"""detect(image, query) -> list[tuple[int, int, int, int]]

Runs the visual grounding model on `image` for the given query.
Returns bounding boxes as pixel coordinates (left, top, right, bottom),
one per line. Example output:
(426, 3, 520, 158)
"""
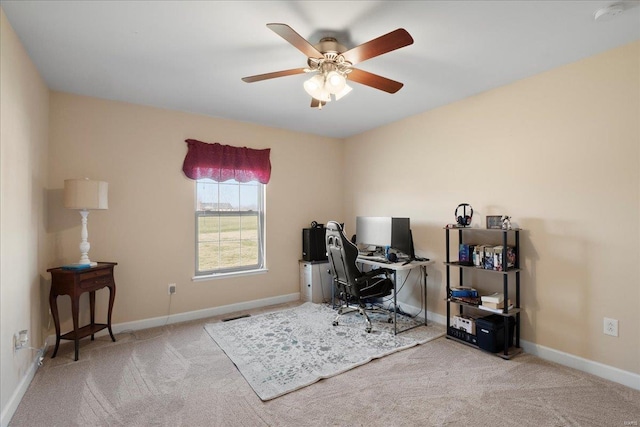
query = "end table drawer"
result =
(79, 269, 113, 289)
(79, 268, 110, 282)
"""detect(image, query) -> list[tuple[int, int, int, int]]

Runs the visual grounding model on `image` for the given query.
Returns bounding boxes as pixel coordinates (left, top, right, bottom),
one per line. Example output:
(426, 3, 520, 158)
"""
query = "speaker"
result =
(302, 227, 328, 261)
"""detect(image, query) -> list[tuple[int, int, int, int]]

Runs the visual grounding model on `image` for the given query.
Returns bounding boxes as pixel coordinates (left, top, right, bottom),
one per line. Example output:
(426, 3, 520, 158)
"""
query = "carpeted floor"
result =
(9, 302, 640, 426)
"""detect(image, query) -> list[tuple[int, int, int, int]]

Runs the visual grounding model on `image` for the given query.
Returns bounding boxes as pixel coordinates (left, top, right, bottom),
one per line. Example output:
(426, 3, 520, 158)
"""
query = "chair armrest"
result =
(355, 268, 392, 283)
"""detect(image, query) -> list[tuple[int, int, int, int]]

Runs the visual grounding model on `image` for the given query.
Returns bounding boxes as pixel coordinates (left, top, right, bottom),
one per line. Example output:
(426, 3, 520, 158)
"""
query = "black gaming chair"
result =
(325, 221, 394, 332)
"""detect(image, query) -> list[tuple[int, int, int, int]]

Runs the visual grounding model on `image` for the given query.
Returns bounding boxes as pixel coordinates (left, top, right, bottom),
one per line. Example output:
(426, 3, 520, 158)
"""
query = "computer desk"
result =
(355, 257, 433, 335)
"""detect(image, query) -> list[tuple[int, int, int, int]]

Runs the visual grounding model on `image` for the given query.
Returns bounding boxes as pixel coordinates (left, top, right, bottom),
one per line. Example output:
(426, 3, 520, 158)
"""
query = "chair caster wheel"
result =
(366, 328, 372, 333)
(332, 321, 338, 326)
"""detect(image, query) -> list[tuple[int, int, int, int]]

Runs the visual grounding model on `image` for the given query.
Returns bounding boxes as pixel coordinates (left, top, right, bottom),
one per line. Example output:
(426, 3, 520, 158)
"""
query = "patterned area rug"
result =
(204, 302, 445, 401)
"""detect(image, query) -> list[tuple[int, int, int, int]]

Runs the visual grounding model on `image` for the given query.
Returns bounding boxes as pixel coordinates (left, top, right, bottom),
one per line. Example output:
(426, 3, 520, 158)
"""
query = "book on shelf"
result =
(450, 287, 478, 298)
(479, 304, 514, 313)
(450, 296, 481, 306)
(480, 292, 504, 304)
(480, 299, 511, 309)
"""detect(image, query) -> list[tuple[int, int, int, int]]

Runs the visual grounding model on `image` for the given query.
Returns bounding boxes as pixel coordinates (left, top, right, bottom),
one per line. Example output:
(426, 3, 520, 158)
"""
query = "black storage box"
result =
(302, 227, 327, 261)
(475, 315, 515, 353)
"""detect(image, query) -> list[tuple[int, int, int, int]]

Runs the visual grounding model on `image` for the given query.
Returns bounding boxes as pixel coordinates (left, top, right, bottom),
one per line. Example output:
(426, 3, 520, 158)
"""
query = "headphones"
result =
(455, 203, 473, 227)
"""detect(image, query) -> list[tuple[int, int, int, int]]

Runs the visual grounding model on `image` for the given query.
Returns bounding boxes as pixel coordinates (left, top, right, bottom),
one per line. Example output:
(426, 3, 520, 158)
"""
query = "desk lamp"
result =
(64, 178, 108, 266)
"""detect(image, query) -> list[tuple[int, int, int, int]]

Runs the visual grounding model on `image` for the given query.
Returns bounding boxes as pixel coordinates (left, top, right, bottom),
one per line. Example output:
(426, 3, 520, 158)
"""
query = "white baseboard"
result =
(47, 292, 301, 344)
(420, 304, 640, 392)
(1, 347, 46, 427)
(520, 340, 640, 391)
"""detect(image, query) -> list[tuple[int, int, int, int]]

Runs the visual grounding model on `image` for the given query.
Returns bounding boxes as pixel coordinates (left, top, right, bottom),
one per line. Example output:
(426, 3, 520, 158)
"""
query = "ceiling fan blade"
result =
(310, 98, 327, 108)
(267, 23, 324, 58)
(341, 28, 414, 65)
(242, 68, 307, 83)
(347, 68, 404, 94)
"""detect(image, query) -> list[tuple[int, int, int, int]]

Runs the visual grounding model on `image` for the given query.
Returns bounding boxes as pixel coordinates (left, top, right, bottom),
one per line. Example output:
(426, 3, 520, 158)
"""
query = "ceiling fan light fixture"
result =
(304, 74, 331, 102)
(334, 83, 352, 101)
(303, 74, 323, 94)
(325, 71, 346, 94)
(316, 88, 331, 103)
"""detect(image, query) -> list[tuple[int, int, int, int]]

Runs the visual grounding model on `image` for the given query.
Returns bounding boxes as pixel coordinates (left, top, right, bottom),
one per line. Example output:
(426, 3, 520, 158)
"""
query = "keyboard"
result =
(358, 255, 389, 263)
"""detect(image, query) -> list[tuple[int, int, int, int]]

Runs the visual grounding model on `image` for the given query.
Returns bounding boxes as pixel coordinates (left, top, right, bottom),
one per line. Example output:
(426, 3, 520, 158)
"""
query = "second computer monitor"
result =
(391, 217, 414, 259)
(356, 217, 392, 247)
(356, 216, 413, 256)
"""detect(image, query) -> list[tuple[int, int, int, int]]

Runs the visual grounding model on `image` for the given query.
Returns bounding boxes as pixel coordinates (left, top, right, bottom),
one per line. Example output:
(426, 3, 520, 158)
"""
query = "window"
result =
(195, 179, 265, 275)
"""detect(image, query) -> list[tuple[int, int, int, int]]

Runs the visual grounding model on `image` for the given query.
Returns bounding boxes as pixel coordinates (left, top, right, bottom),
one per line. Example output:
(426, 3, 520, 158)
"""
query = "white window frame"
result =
(194, 179, 265, 276)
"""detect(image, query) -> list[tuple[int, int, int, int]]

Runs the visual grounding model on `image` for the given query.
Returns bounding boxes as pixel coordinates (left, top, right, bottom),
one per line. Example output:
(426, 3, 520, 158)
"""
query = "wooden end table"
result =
(47, 262, 117, 361)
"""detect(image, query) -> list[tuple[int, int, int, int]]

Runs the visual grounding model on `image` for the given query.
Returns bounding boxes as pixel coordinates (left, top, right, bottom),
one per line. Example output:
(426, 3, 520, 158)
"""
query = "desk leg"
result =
(49, 292, 61, 358)
(422, 266, 428, 326)
(393, 271, 398, 335)
(89, 291, 96, 341)
(107, 284, 116, 342)
(71, 295, 80, 361)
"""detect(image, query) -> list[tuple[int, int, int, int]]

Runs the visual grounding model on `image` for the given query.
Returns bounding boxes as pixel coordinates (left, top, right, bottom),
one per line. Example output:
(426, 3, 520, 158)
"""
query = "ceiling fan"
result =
(242, 23, 414, 108)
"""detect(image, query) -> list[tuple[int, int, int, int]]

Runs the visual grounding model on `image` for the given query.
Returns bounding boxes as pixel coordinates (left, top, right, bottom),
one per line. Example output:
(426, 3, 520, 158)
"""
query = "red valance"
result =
(182, 139, 271, 184)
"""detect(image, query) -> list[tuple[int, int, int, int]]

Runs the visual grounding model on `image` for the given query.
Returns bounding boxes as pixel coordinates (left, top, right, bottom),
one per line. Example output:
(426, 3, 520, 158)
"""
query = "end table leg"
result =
(89, 291, 96, 341)
(71, 295, 80, 361)
(49, 292, 61, 358)
(107, 284, 116, 342)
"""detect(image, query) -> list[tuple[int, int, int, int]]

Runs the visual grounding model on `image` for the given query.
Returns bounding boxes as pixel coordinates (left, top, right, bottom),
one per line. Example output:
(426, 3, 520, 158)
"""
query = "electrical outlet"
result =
(168, 283, 176, 295)
(14, 330, 28, 351)
(604, 317, 618, 337)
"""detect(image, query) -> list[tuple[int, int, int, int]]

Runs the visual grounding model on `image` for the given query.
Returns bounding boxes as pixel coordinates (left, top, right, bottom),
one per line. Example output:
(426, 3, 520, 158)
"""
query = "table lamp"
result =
(64, 178, 108, 266)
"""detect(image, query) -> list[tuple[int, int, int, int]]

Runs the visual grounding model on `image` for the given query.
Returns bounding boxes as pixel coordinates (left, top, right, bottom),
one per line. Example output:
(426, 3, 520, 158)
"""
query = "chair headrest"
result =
(327, 221, 342, 231)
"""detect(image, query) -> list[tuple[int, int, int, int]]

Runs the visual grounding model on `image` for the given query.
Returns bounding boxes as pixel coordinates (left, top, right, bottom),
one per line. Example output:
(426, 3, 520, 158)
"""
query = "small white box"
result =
(452, 315, 476, 335)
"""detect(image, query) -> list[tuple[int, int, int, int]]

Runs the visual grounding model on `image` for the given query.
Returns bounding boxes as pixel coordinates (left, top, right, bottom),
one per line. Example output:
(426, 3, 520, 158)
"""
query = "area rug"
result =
(204, 302, 445, 400)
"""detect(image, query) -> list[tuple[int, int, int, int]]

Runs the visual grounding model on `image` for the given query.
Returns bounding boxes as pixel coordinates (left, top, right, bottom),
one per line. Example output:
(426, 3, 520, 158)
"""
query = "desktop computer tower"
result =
(302, 227, 327, 261)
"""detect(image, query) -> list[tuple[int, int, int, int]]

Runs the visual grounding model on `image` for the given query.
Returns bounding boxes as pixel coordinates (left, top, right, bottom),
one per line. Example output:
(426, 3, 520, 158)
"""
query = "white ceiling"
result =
(2, 1, 639, 138)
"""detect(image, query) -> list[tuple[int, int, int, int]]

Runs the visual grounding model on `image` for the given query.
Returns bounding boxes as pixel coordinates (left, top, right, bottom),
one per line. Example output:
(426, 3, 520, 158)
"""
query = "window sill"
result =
(192, 268, 268, 282)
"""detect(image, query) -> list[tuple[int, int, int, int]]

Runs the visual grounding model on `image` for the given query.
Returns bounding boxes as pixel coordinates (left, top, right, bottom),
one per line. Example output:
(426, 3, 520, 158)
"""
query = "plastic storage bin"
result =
(475, 314, 515, 353)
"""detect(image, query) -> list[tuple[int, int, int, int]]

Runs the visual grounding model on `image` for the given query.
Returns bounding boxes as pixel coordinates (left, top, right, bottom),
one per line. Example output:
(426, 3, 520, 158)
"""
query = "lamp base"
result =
(70, 261, 98, 267)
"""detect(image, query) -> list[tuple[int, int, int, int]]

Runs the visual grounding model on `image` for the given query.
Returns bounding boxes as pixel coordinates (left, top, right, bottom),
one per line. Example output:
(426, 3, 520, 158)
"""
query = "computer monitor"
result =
(391, 217, 415, 259)
(355, 217, 392, 248)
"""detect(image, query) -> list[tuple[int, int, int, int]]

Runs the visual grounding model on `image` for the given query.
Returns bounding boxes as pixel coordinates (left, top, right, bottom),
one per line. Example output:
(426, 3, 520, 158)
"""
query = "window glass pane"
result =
(219, 241, 241, 269)
(195, 179, 264, 275)
(220, 216, 241, 242)
(240, 215, 258, 240)
(197, 180, 219, 211)
(198, 216, 219, 242)
(219, 183, 239, 211)
(239, 184, 258, 211)
(198, 242, 220, 271)
(241, 239, 259, 264)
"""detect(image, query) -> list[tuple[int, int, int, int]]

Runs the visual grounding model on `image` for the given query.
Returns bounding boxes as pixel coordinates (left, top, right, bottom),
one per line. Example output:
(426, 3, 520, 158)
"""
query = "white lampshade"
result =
(64, 179, 108, 210)
(325, 71, 346, 94)
(334, 83, 353, 101)
(303, 74, 331, 103)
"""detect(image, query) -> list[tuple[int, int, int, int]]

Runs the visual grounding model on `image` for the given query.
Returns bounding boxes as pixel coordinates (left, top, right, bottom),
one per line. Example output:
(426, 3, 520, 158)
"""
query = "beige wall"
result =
(343, 41, 640, 374)
(2, 6, 637, 418)
(47, 93, 344, 330)
(0, 8, 50, 419)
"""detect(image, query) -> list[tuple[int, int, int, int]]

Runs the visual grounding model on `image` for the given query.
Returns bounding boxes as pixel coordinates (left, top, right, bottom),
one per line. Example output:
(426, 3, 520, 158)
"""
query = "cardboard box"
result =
(452, 315, 476, 334)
